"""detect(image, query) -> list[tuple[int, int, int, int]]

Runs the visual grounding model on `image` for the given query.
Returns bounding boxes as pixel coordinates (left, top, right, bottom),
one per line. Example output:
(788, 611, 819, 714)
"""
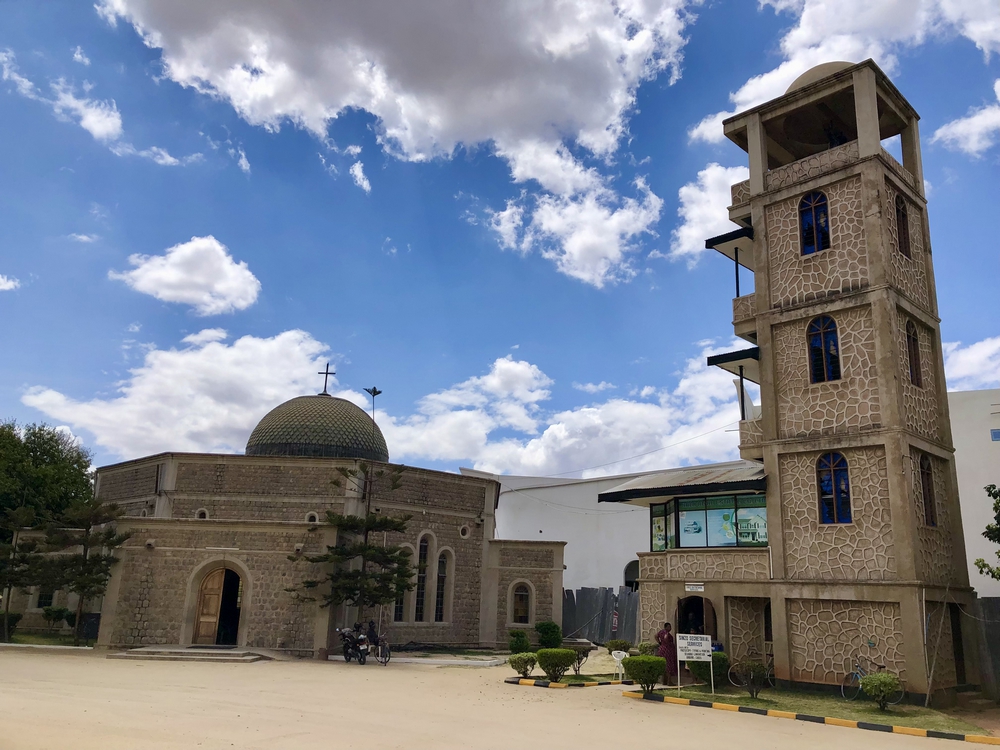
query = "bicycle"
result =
(374, 632, 391, 666)
(841, 653, 905, 703)
(728, 653, 775, 690)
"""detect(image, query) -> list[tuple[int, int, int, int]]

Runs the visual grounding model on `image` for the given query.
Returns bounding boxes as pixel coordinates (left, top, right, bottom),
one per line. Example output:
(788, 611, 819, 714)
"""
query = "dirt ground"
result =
(0, 650, 961, 750)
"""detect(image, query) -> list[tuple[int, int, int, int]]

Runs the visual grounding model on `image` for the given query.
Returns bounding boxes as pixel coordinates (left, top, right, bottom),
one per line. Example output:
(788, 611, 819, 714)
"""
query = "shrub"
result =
(637, 642, 657, 656)
(861, 672, 902, 711)
(732, 659, 770, 698)
(563, 641, 594, 675)
(688, 651, 729, 686)
(64, 611, 76, 629)
(0, 612, 23, 641)
(536, 648, 577, 682)
(508, 652, 537, 678)
(42, 606, 71, 631)
(508, 629, 531, 654)
(605, 638, 633, 655)
(534, 621, 562, 649)
(623, 655, 666, 694)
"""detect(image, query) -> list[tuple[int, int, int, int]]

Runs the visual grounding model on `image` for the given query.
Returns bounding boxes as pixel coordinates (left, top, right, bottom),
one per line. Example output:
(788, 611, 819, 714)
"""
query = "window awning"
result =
(597, 460, 766, 506)
(705, 226, 754, 270)
(707, 346, 760, 384)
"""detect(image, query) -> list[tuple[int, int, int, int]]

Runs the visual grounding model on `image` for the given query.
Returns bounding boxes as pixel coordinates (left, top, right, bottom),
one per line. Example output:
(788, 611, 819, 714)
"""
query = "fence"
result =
(562, 587, 639, 646)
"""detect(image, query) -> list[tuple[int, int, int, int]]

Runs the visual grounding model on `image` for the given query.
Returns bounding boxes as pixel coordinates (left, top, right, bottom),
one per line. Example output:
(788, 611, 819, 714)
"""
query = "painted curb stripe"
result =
(619, 690, 1000, 743)
(504, 677, 633, 689)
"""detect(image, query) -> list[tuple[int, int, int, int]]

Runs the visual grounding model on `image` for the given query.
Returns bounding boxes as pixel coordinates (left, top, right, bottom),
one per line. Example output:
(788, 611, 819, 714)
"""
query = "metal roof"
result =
(597, 460, 766, 506)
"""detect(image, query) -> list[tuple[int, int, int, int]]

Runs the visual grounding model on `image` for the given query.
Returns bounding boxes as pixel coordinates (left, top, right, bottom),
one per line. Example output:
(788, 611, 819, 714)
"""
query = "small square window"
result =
(991, 429, 1000, 442)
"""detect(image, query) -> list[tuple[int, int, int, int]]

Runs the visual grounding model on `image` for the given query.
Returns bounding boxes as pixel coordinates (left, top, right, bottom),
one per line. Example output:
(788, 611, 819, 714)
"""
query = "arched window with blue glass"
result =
(817, 452, 852, 524)
(799, 191, 831, 255)
(808, 315, 841, 383)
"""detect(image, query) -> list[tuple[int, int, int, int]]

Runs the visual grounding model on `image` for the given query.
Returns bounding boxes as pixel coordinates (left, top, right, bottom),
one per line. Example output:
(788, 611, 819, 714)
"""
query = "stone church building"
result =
(85, 393, 564, 655)
(600, 60, 979, 703)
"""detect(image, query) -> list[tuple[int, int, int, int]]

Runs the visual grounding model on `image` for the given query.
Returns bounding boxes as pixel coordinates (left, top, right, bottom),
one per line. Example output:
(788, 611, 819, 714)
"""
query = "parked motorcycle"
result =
(337, 625, 369, 665)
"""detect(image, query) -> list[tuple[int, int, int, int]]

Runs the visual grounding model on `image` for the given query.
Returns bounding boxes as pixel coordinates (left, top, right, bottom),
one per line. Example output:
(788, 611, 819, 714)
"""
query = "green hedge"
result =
(534, 621, 562, 649)
(637, 642, 657, 656)
(508, 652, 537, 678)
(688, 651, 729, 685)
(861, 672, 902, 711)
(508, 629, 531, 654)
(0, 612, 23, 641)
(604, 638, 632, 655)
(623, 655, 665, 694)
(536, 648, 576, 682)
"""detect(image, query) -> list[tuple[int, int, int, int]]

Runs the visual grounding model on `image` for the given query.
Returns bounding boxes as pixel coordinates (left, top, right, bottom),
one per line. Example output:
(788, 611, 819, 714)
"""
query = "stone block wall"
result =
(787, 598, 905, 685)
(174, 460, 351, 497)
(490, 541, 561, 645)
(773, 304, 881, 439)
(727, 596, 768, 661)
(896, 310, 942, 442)
(171, 495, 345, 523)
(883, 178, 930, 311)
(779, 446, 896, 581)
(766, 175, 868, 310)
(97, 463, 158, 503)
(909, 448, 963, 586)
(639, 550, 770, 581)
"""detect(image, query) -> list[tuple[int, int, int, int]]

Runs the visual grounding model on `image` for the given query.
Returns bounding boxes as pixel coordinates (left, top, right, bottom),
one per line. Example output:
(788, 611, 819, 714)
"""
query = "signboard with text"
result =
(676, 633, 712, 662)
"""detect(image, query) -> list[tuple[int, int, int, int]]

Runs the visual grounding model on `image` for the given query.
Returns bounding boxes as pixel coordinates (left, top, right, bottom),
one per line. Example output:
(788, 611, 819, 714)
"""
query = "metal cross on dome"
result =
(317, 362, 336, 394)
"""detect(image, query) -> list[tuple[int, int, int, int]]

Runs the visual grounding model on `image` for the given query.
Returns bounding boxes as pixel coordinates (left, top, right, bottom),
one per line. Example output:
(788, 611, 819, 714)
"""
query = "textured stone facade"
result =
(727, 597, 768, 661)
(97, 464, 158, 503)
(766, 175, 868, 309)
(896, 311, 942, 442)
(787, 599, 905, 685)
(492, 541, 561, 642)
(765, 140, 859, 192)
(732, 293, 756, 324)
(909, 449, 962, 585)
(883, 179, 930, 310)
(779, 446, 896, 581)
(773, 305, 881, 439)
(639, 550, 770, 581)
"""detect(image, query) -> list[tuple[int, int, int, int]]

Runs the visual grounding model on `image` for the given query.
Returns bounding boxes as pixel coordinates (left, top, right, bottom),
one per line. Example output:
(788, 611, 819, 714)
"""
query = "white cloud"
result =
(688, 1, 1000, 144)
(126, 322, 141, 333)
(182, 328, 228, 346)
(236, 147, 250, 174)
(668, 163, 749, 266)
(344, 144, 361, 157)
(72, 46, 91, 66)
(944, 336, 1000, 390)
(23, 329, 330, 457)
(0, 49, 200, 165)
(109, 235, 261, 315)
(932, 79, 1000, 156)
(0, 274, 21, 291)
(349, 161, 371, 193)
(573, 381, 616, 394)
(68, 233, 99, 243)
(95, 0, 693, 285)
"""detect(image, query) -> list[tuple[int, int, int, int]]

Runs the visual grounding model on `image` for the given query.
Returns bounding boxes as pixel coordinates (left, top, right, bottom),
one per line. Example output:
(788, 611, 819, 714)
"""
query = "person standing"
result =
(656, 622, 677, 685)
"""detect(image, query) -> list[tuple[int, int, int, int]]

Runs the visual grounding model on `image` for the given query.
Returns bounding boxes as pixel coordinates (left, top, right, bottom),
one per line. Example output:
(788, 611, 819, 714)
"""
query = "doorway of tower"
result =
(193, 568, 243, 646)
(677, 595, 717, 640)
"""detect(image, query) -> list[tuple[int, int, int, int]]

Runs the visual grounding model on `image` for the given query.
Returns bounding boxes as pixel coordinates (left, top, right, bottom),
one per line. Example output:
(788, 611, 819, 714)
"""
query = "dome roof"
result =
(785, 62, 854, 94)
(245, 394, 389, 461)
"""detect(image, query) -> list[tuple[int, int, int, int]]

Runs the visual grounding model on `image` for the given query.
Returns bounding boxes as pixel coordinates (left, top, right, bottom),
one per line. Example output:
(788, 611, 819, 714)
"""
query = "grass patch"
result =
(560, 673, 619, 683)
(10, 632, 83, 647)
(650, 684, 986, 736)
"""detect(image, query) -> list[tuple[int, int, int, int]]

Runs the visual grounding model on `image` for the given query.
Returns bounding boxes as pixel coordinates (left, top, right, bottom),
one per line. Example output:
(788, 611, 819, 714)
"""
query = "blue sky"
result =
(1, 0, 998, 476)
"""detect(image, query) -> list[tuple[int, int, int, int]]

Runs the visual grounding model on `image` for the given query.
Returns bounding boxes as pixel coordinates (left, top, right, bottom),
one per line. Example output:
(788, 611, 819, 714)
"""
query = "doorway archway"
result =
(194, 567, 243, 646)
(677, 596, 717, 640)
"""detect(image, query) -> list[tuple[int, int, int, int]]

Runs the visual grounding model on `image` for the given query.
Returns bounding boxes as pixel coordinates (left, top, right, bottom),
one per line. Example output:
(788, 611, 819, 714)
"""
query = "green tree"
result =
(47, 498, 130, 646)
(288, 463, 414, 616)
(0, 421, 93, 539)
(974, 484, 1000, 580)
(0, 507, 44, 642)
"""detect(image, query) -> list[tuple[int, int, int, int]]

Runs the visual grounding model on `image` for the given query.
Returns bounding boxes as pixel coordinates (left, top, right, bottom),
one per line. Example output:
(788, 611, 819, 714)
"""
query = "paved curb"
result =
(0, 643, 93, 651)
(505, 676, 635, 689)
(621, 690, 1000, 744)
(329, 655, 505, 667)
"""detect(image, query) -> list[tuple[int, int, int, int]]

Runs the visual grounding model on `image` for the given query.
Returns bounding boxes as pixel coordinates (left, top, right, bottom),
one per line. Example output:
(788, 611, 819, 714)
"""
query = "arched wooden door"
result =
(193, 568, 225, 645)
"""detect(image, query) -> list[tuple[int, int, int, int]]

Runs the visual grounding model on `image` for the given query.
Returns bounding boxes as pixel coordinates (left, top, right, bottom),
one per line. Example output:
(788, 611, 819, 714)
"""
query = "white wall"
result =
(949, 389, 1000, 597)
(462, 469, 651, 591)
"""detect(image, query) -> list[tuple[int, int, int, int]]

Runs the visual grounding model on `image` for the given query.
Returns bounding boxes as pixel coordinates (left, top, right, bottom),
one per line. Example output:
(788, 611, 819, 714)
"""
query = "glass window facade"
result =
(649, 495, 767, 550)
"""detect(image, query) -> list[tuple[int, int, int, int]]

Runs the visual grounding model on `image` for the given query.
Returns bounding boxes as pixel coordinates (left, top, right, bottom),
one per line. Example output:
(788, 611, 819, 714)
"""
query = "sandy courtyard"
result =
(0, 650, 949, 750)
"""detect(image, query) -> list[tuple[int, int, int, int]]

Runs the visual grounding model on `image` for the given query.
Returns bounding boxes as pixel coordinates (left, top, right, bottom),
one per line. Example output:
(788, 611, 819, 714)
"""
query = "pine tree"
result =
(0, 507, 43, 642)
(288, 463, 414, 616)
(974, 484, 1000, 581)
(47, 498, 130, 646)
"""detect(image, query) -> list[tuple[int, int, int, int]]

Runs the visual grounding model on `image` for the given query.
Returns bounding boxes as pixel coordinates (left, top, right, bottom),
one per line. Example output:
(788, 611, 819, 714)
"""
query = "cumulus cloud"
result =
(72, 46, 91, 66)
(932, 79, 1000, 156)
(573, 381, 616, 394)
(668, 163, 749, 266)
(0, 49, 199, 165)
(23, 329, 331, 457)
(68, 233, 99, 243)
(349, 161, 371, 193)
(0, 274, 21, 291)
(109, 235, 261, 315)
(95, 0, 695, 286)
(944, 336, 1000, 390)
(688, 1, 1000, 144)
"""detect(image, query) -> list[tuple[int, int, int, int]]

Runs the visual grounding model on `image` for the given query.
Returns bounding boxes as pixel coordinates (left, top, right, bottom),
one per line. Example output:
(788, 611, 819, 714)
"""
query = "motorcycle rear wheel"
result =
(358, 651, 367, 665)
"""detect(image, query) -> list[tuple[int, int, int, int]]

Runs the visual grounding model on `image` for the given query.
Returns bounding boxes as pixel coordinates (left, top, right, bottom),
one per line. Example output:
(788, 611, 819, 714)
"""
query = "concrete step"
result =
(108, 648, 270, 663)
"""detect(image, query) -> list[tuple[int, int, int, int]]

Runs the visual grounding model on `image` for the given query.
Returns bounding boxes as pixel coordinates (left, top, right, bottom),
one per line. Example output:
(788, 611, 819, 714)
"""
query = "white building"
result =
(470, 388, 1000, 596)
(950, 388, 1000, 597)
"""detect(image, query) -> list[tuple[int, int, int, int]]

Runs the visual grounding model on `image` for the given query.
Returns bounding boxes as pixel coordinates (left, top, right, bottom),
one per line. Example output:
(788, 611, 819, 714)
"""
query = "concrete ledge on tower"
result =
(739, 418, 763, 461)
(728, 178, 751, 227)
(639, 548, 770, 581)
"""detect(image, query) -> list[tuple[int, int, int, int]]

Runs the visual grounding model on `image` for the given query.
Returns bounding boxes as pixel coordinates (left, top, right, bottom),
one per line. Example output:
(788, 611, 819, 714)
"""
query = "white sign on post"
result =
(675, 633, 714, 695)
